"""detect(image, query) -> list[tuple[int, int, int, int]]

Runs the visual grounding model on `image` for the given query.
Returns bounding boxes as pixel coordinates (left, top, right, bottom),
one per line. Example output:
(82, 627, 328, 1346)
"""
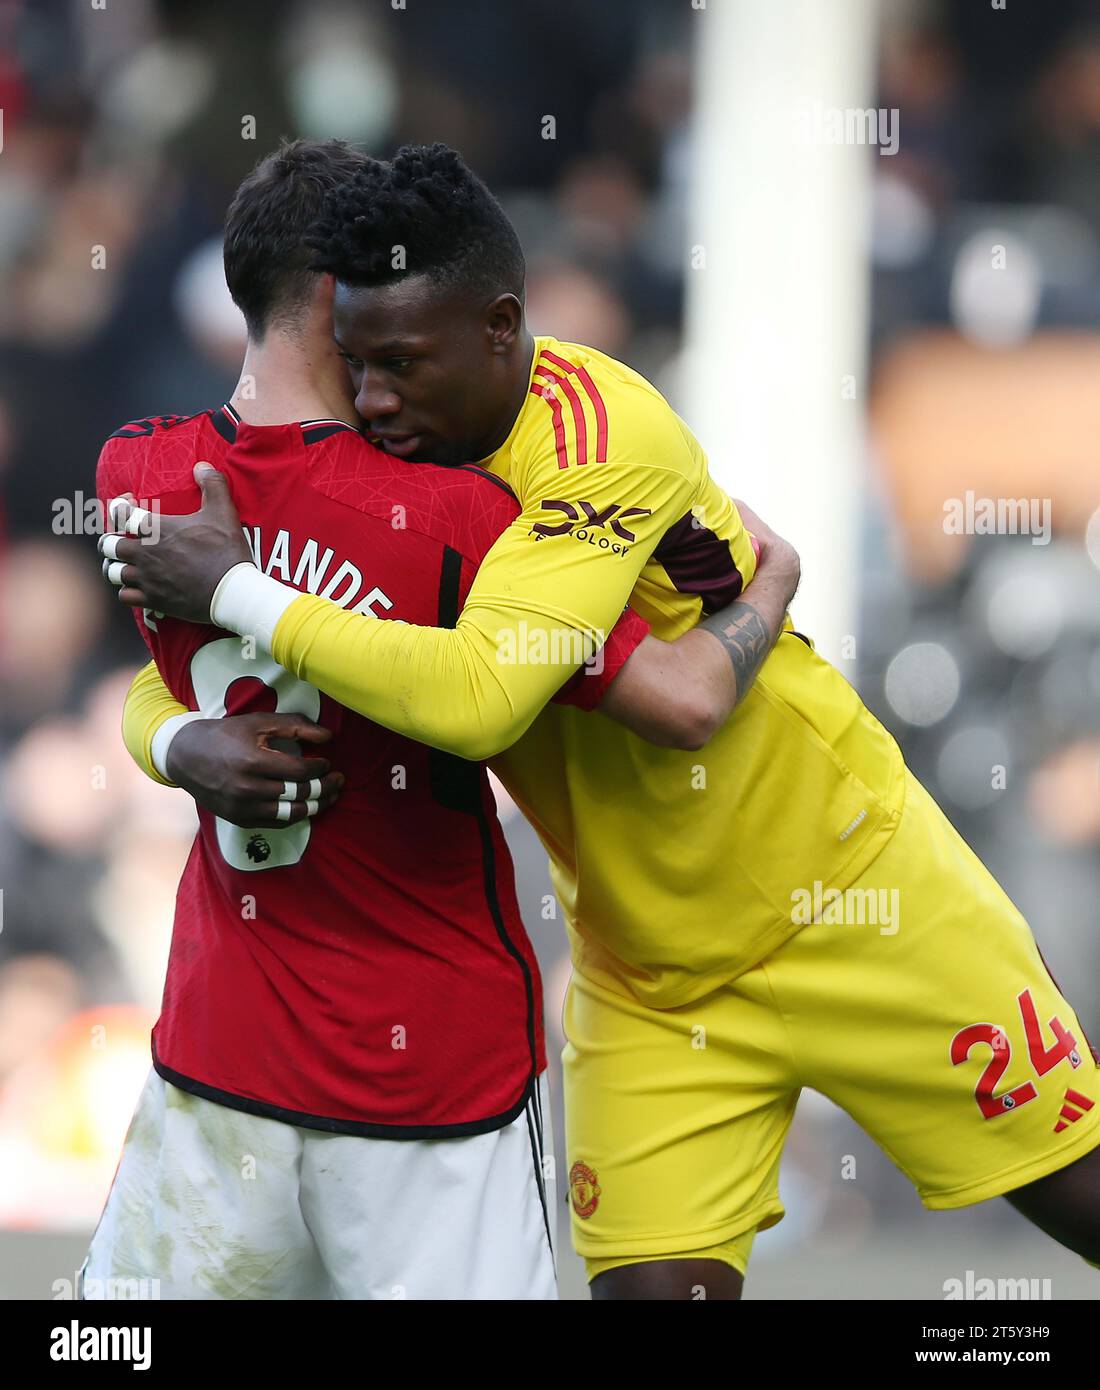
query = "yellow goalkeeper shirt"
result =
(125, 338, 906, 1006)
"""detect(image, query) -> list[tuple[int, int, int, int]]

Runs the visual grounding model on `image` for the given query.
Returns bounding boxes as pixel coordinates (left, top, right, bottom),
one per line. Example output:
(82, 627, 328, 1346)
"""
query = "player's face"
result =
(332, 277, 517, 467)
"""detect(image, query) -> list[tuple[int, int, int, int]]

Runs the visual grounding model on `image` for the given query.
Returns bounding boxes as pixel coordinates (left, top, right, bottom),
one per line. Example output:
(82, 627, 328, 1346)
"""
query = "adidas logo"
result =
(1054, 1087, 1095, 1134)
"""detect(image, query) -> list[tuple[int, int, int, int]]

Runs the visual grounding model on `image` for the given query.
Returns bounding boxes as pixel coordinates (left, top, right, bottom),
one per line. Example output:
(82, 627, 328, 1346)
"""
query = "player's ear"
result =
(485, 293, 522, 353)
(312, 271, 336, 315)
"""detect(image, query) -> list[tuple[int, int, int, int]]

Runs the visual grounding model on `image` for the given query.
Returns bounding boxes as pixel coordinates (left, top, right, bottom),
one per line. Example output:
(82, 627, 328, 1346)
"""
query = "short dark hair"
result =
(307, 142, 525, 302)
(223, 138, 373, 339)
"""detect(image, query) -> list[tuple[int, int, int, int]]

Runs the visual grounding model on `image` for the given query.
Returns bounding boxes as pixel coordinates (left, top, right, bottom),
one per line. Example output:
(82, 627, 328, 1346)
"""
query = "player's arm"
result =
(121, 660, 345, 827)
(122, 657, 195, 787)
(103, 426, 709, 760)
(119, 505, 789, 806)
(599, 502, 800, 749)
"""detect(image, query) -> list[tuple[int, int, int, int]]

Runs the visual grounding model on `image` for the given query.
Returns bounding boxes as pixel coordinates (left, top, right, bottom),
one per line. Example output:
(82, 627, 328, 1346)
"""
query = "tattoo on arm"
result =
(699, 601, 773, 705)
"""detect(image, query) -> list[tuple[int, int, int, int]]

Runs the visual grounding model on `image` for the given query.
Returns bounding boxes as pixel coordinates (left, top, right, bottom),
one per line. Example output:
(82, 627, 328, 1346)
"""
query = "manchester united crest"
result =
(569, 1161, 601, 1219)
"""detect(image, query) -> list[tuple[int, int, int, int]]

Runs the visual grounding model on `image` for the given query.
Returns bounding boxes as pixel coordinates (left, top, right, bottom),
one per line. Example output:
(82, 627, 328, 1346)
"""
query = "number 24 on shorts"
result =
(951, 989, 1085, 1121)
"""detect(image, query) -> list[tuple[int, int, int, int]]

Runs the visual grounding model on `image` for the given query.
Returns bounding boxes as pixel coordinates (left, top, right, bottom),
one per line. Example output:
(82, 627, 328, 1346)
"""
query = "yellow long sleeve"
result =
(269, 429, 702, 761)
(122, 658, 188, 785)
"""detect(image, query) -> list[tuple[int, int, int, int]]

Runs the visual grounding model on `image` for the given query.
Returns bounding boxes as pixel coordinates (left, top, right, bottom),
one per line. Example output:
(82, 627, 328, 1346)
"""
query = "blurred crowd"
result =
(0, 0, 1097, 1269)
(863, 0, 1100, 1026)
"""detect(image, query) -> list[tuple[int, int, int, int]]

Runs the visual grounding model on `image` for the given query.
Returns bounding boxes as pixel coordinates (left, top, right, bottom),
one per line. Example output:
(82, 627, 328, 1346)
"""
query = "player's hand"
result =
(98, 464, 253, 624)
(165, 712, 345, 828)
(733, 498, 800, 601)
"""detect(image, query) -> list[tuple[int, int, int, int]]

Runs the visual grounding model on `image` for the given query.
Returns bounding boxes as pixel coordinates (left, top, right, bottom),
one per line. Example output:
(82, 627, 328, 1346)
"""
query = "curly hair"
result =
(308, 143, 525, 301)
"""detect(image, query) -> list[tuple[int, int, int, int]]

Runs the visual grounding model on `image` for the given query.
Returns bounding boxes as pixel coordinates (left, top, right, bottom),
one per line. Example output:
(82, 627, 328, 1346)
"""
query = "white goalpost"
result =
(684, 0, 880, 663)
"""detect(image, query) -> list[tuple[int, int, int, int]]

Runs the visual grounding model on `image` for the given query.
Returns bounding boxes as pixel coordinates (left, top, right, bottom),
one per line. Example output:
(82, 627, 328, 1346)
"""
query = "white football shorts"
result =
(82, 1068, 556, 1300)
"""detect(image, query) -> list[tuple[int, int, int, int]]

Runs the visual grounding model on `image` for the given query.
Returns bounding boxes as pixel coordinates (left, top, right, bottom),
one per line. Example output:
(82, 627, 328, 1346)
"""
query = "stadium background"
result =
(1, 0, 1099, 1300)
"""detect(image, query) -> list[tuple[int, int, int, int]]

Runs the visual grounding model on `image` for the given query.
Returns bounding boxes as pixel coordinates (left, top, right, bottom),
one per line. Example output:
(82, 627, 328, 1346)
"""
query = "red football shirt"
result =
(97, 405, 647, 1137)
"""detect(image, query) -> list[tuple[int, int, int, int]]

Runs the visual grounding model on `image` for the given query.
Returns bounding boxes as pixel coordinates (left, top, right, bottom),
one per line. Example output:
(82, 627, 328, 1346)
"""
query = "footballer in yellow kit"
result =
(108, 143, 1100, 1296)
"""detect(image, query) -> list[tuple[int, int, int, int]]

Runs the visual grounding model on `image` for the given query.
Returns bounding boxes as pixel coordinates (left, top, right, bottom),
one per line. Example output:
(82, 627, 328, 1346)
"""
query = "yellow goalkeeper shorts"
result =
(563, 771, 1100, 1277)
